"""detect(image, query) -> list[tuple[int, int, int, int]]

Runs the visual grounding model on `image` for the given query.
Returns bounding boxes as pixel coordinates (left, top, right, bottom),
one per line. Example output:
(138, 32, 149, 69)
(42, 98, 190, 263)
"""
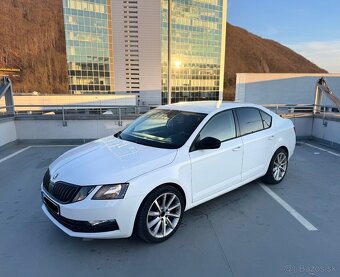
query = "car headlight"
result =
(92, 184, 129, 200)
(73, 186, 95, 202)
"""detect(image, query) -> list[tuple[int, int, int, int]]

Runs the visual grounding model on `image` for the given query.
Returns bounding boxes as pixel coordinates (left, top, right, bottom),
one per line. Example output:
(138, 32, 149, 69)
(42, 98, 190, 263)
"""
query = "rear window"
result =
(260, 110, 272, 129)
(236, 108, 264, 136)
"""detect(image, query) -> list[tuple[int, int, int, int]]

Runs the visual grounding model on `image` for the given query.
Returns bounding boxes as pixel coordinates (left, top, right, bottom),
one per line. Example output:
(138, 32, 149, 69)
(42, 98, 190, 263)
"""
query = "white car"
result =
(41, 101, 295, 242)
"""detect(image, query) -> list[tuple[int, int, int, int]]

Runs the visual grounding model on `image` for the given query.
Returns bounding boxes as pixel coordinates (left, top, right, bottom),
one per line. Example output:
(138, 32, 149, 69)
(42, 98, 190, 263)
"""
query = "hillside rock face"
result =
(0, 1, 327, 98)
(224, 23, 327, 99)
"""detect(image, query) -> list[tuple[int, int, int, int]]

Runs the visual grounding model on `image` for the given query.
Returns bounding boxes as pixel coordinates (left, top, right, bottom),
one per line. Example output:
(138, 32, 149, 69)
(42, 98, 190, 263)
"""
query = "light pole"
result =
(95, 96, 102, 114)
(167, 0, 172, 105)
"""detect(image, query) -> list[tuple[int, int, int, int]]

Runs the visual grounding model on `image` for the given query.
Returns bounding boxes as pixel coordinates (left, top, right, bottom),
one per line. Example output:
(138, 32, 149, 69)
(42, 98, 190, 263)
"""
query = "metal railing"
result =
(264, 104, 314, 115)
(263, 104, 340, 121)
(0, 77, 14, 114)
(1, 103, 339, 122)
(0, 104, 151, 126)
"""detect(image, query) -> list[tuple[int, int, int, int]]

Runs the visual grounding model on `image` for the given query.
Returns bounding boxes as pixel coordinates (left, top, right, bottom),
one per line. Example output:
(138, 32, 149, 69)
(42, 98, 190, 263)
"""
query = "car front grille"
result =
(43, 169, 80, 204)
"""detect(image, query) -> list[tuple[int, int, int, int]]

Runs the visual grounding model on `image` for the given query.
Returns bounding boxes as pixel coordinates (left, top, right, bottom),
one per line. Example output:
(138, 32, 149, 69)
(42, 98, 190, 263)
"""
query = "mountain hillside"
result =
(0, 1, 327, 98)
(224, 23, 327, 99)
(0, 0, 67, 94)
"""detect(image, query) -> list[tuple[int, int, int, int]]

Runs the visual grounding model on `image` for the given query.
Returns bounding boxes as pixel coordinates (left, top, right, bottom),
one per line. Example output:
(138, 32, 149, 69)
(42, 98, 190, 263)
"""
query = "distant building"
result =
(63, 0, 227, 105)
(235, 73, 340, 106)
(63, 0, 114, 95)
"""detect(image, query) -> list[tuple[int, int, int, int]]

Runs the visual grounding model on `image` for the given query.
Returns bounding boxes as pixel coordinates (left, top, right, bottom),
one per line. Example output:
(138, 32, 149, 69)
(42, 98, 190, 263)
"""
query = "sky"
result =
(227, 0, 340, 72)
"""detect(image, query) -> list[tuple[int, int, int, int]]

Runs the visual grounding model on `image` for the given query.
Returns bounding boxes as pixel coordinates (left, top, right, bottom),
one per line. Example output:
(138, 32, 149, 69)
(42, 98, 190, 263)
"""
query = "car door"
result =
(236, 107, 276, 181)
(189, 110, 243, 202)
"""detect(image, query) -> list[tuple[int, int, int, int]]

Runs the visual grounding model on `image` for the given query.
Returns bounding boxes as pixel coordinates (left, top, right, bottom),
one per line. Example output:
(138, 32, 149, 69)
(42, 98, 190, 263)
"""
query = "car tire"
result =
(135, 185, 185, 243)
(262, 148, 288, 185)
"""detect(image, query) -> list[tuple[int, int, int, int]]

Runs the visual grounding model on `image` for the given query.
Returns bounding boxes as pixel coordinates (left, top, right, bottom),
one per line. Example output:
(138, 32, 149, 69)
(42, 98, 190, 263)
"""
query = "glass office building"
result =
(161, 0, 226, 104)
(62, 0, 226, 104)
(63, 0, 114, 94)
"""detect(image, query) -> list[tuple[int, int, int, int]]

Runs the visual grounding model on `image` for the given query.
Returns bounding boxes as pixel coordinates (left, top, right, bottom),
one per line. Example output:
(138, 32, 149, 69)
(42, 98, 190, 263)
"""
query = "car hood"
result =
(49, 136, 177, 185)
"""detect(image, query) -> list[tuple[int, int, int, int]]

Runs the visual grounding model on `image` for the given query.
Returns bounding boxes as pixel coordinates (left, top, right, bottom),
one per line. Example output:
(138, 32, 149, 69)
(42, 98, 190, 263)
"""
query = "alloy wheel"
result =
(146, 193, 181, 238)
(273, 152, 287, 181)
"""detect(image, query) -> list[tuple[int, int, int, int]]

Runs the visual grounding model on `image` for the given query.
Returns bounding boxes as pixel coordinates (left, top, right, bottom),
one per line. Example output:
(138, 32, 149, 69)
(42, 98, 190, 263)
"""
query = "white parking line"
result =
(0, 145, 76, 164)
(0, 146, 32, 164)
(303, 142, 340, 158)
(30, 145, 78, 148)
(258, 182, 318, 231)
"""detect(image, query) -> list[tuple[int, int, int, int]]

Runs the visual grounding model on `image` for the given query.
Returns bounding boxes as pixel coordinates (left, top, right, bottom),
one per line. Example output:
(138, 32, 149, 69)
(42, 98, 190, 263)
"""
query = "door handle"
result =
(232, 146, 241, 152)
(268, 135, 275, 140)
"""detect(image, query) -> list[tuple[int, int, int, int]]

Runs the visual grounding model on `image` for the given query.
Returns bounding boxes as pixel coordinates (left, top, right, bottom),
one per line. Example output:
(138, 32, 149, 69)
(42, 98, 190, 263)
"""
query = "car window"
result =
(198, 110, 236, 142)
(236, 108, 264, 136)
(260, 110, 272, 129)
(120, 109, 206, 149)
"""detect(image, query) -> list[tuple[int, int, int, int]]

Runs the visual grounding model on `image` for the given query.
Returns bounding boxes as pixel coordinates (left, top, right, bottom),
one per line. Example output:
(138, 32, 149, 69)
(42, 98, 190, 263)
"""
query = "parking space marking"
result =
(30, 145, 78, 148)
(258, 182, 318, 231)
(0, 146, 32, 164)
(303, 142, 340, 158)
(0, 145, 76, 164)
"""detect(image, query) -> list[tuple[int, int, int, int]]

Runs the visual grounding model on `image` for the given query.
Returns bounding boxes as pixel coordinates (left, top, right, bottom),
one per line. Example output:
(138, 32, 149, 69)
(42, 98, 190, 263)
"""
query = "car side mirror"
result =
(114, 130, 123, 138)
(196, 137, 221, 150)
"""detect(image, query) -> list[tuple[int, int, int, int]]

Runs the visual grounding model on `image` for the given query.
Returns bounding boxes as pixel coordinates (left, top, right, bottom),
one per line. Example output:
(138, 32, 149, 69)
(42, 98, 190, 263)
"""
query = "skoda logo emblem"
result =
(52, 173, 59, 180)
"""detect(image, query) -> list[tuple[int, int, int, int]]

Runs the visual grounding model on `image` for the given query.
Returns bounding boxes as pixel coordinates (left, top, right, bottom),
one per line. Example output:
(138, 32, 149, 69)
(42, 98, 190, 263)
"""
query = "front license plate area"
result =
(43, 194, 60, 215)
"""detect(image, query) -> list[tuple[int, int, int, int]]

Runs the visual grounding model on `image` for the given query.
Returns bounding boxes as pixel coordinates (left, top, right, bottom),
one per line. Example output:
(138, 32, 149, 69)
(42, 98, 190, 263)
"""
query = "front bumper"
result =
(41, 187, 142, 239)
(42, 205, 127, 239)
(43, 204, 119, 233)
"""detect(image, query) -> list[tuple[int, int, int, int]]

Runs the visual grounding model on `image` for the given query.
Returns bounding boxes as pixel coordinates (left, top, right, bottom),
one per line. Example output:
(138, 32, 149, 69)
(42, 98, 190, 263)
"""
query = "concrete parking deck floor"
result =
(0, 141, 339, 277)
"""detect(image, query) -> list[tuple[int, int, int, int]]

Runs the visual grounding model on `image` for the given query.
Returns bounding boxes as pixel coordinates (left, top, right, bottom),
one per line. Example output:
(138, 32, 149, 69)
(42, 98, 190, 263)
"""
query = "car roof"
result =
(157, 101, 262, 114)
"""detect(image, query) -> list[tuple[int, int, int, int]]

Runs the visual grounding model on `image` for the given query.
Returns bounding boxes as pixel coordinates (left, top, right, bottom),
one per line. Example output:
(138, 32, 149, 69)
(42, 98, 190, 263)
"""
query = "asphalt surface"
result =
(0, 141, 339, 277)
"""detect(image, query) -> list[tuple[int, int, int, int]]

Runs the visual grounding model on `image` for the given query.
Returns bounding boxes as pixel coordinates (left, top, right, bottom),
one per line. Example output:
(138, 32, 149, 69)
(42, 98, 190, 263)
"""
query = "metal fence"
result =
(0, 103, 339, 122)
(263, 104, 340, 121)
(0, 104, 151, 126)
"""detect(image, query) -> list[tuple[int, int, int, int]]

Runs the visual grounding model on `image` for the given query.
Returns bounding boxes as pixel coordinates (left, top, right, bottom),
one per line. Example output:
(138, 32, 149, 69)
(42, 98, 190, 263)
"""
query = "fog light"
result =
(88, 220, 115, 226)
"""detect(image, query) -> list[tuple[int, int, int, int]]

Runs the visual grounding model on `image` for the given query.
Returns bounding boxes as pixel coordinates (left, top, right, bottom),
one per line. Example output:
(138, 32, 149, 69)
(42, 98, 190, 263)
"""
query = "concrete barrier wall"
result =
(312, 118, 340, 149)
(0, 118, 17, 147)
(15, 119, 133, 141)
(288, 117, 313, 139)
(11, 116, 328, 142)
(1, 115, 339, 149)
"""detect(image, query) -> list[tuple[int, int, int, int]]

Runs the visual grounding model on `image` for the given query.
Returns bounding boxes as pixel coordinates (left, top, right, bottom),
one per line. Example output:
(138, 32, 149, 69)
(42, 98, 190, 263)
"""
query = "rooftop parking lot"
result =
(0, 141, 339, 277)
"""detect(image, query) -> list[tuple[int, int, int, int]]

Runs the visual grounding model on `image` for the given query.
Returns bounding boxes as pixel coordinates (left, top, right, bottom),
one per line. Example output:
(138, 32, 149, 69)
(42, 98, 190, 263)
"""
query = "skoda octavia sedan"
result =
(41, 101, 295, 243)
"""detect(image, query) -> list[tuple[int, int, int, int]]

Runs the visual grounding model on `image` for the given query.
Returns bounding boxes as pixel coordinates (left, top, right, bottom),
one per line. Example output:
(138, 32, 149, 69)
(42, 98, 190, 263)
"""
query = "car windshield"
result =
(118, 109, 207, 149)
